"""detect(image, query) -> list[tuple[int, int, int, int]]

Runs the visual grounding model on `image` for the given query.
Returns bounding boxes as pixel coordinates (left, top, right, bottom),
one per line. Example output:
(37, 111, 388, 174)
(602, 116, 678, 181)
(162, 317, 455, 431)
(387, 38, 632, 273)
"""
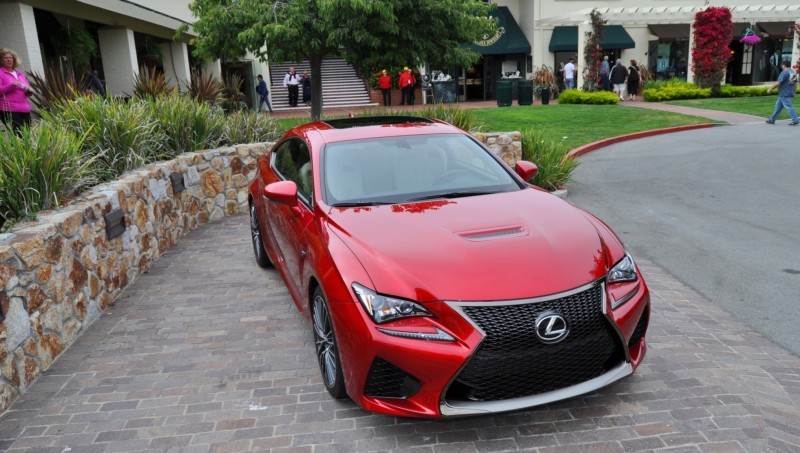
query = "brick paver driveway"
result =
(0, 214, 799, 452)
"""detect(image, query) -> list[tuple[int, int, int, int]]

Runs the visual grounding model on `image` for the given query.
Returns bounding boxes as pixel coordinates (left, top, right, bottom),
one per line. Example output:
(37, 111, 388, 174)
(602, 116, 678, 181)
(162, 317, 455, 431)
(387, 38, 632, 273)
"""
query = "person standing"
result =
(399, 67, 415, 106)
(564, 58, 576, 89)
(301, 71, 312, 105)
(0, 48, 33, 134)
(609, 59, 628, 101)
(600, 56, 610, 91)
(378, 69, 392, 106)
(765, 60, 799, 125)
(283, 67, 300, 107)
(256, 74, 273, 113)
(626, 60, 640, 101)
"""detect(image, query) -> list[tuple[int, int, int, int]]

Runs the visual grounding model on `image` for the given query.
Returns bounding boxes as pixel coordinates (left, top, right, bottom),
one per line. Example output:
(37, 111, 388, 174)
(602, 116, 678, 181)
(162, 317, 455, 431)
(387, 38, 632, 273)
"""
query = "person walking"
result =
(0, 48, 34, 134)
(626, 60, 640, 101)
(378, 69, 392, 106)
(399, 67, 415, 106)
(564, 58, 576, 89)
(766, 60, 799, 125)
(283, 67, 300, 107)
(256, 74, 273, 113)
(600, 56, 610, 91)
(301, 71, 312, 105)
(609, 59, 628, 101)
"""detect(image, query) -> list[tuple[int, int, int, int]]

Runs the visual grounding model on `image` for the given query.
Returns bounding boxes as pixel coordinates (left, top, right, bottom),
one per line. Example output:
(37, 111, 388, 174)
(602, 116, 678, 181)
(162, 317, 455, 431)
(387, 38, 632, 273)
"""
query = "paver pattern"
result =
(1, 213, 799, 452)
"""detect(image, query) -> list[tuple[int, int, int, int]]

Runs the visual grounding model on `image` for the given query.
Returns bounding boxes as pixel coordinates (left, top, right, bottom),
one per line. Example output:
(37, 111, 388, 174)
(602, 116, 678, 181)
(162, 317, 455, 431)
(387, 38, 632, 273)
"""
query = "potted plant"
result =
(531, 65, 559, 105)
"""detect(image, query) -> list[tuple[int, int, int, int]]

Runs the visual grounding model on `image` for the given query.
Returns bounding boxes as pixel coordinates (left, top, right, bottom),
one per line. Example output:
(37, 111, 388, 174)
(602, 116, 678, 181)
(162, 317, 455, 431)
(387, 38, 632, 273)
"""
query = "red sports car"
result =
(248, 116, 649, 418)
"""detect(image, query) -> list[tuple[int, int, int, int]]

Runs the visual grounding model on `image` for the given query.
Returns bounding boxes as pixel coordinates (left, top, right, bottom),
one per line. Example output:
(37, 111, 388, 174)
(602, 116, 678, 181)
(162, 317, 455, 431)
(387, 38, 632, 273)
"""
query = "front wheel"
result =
(312, 287, 347, 399)
(249, 202, 272, 268)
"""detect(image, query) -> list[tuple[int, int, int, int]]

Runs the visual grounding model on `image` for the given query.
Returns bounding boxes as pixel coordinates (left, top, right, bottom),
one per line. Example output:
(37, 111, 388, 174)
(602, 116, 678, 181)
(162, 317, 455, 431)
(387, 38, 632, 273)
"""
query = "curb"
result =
(567, 123, 715, 159)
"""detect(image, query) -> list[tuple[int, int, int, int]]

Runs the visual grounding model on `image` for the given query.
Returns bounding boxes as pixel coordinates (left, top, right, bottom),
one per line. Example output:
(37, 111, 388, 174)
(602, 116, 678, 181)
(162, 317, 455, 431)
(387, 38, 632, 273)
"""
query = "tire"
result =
(312, 287, 347, 399)
(249, 202, 272, 268)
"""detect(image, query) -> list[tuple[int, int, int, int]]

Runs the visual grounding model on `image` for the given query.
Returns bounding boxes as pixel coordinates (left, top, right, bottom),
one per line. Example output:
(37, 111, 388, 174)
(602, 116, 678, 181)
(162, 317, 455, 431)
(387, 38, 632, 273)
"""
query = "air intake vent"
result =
(364, 357, 421, 399)
(460, 227, 526, 241)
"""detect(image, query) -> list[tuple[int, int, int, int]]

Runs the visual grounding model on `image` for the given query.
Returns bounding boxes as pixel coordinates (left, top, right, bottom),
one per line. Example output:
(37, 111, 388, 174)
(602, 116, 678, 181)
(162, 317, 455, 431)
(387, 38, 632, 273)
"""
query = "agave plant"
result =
(189, 70, 225, 106)
(132, 66, 176, 99)
(27, 65, 89, 112)
(221, 72, 248, 112)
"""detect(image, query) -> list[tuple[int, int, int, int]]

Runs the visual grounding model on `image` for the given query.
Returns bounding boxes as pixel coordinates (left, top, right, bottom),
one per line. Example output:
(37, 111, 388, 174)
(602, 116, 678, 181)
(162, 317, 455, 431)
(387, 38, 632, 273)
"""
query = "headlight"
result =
(608, 253, 637, 283)
(353, 283, 432, 324)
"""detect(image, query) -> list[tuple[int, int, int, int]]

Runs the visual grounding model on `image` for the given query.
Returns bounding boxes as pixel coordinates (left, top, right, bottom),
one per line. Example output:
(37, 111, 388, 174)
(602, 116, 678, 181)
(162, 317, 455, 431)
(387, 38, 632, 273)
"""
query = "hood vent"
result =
(459, 227, 527, 241)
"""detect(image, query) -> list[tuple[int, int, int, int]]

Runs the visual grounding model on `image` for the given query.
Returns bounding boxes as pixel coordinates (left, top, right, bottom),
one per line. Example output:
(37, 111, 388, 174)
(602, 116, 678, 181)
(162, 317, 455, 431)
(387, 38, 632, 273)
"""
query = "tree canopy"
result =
(182, 0, 495, 120)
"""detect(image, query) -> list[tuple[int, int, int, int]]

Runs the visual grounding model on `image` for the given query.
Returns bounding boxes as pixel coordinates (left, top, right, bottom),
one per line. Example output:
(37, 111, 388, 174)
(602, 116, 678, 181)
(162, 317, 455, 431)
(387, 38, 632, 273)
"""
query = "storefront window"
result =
(753, 38, 794, 83)
(649, 41, 689, 80)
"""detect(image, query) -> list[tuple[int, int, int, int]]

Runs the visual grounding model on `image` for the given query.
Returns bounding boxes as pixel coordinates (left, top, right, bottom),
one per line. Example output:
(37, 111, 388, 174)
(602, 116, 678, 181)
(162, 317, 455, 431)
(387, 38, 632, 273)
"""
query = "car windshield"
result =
(323, 134, 521, 206)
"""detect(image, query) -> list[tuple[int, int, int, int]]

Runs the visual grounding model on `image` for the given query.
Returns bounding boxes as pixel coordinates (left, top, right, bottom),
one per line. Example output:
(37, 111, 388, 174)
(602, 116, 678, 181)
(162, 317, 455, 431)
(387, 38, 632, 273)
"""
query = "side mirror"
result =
(263, 181, 301, 214)
(514, 160, 538, 183)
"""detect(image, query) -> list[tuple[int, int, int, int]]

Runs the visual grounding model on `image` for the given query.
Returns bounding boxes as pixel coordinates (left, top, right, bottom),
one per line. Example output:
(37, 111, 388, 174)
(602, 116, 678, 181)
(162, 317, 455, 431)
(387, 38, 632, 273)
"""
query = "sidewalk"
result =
(0, 214, 798, 452)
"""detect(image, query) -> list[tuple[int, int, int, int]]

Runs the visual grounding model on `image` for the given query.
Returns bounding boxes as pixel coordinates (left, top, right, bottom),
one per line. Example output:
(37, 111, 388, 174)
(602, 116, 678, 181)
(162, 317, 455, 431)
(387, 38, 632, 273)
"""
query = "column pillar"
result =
(576, 20, 589, 90)
(98, 28, 138, 97)
(161, 42, 191, 92)
(0, 1, 44, 75)
(687, 25, 695, 84)
(203, 59, 222, 79)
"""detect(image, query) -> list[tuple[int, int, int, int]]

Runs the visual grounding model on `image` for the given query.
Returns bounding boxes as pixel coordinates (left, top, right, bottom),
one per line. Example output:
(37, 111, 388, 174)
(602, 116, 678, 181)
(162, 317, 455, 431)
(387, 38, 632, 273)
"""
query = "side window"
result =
(272, 138, 313, 203)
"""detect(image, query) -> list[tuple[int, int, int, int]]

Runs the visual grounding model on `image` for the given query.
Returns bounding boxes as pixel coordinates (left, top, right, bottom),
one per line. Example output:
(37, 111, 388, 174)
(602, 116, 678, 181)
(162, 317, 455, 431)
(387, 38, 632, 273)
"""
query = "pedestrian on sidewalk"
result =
(765, 60, 799, 125)
(256, 74, 273, 113)
(378, 69, 392, 106)
(600, 56, 610, 91)
(399, 67, 415, 105)
(283, 67, 300, 107)
(564, 58, 576, 89)
(626, 60, 640, 101)
(609, 59, 628, 101)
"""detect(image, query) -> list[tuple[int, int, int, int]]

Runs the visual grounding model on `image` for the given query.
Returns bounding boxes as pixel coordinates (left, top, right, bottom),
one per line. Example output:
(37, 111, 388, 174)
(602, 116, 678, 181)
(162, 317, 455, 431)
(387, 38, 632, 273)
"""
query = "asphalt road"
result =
(568, 122, 800, 356)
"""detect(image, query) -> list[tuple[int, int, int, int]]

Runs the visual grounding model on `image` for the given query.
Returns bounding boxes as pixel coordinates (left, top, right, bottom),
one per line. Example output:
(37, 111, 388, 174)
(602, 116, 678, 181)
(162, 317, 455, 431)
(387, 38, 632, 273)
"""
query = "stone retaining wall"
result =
(0, 132, 519, 413)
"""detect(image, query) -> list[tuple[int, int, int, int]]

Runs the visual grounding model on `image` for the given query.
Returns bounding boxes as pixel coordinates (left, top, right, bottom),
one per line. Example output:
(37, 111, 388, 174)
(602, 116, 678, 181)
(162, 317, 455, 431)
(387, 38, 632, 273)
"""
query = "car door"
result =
(267, 138, 315, 300)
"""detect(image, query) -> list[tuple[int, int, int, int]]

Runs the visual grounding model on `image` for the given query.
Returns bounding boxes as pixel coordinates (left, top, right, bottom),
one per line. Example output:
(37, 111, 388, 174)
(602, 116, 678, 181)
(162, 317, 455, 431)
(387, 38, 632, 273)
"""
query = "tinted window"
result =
(272, 138, 313, 202)
(323, 134, 520, 205)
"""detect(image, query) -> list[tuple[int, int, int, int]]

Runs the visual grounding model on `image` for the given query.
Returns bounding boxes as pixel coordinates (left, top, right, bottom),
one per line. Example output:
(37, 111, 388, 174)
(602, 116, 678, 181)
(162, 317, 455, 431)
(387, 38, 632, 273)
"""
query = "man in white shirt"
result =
(283, 67, 300, 107)
(564, 58, 576, 89)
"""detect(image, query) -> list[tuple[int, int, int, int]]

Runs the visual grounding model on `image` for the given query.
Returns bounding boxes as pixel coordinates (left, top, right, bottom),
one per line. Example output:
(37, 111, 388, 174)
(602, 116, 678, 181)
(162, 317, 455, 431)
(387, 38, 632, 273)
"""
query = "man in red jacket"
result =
(378, 69, 392, 106)
(399, 67, 416, 106)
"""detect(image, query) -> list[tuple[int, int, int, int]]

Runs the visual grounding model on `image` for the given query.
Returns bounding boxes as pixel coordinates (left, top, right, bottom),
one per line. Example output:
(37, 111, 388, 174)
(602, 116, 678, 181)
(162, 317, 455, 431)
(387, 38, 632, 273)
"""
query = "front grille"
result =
(446, 283, 625, 402)
(364, 357, 421, 399)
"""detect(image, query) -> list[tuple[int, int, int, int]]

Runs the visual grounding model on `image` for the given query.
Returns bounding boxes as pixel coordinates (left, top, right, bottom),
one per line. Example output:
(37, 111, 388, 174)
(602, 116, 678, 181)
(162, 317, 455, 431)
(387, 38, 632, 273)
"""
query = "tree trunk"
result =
(310, 54, 324, 121)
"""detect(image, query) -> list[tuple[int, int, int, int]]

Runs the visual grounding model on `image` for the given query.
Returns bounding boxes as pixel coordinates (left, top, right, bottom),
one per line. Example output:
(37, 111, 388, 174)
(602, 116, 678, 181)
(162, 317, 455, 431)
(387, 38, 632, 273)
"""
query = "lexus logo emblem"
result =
(535, 312, 569, 344)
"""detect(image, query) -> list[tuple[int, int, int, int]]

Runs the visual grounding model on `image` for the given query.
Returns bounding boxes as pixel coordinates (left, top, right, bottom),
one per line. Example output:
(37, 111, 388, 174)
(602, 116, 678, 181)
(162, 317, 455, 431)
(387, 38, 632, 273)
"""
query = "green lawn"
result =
(668, 96, 780, 119)
(277, 103, 714, 149)
(470, 104, 712, 148)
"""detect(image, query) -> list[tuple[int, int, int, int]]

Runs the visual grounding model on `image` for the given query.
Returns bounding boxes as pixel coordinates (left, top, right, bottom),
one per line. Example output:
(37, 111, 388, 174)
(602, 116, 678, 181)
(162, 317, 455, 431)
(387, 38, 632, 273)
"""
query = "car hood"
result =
(326, 189, 611, 302)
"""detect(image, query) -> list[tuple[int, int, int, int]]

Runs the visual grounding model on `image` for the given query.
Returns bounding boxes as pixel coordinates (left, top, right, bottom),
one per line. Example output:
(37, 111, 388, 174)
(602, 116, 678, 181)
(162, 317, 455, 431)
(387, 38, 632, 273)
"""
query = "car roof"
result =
(288, 116, 466, 144)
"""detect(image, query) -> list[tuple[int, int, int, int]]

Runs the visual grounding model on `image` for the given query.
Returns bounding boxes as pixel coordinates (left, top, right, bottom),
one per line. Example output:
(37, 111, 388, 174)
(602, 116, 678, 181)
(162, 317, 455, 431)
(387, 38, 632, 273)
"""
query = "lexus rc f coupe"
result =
(248, 116, 649, 418)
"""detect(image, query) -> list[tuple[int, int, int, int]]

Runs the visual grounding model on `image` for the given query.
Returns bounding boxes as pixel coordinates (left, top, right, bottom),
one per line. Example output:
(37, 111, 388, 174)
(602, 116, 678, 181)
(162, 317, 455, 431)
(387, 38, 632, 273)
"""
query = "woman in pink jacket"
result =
(1, 48, 34, 134)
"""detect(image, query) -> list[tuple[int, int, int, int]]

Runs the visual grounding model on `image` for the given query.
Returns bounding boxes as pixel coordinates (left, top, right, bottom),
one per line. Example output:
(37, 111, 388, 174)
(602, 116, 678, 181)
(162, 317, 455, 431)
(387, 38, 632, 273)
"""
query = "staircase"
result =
(268, 58, 376, 111)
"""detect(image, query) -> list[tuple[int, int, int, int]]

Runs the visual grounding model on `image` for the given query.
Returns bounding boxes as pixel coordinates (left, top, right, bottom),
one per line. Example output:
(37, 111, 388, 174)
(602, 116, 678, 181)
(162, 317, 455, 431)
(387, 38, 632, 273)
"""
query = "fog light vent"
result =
(364, 357, 420, 399)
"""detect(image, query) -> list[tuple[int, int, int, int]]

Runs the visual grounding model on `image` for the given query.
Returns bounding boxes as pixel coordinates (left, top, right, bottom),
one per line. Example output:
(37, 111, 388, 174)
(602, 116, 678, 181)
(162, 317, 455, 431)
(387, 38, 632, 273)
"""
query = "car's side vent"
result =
(628, 306, 649, 349)
(364, 357, 421, 399)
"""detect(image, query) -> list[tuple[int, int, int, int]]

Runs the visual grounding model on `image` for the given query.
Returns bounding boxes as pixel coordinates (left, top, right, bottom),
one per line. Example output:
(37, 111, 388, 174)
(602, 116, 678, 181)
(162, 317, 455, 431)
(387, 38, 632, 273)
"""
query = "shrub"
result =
(416, 103, 481, 132)
(189, 70, 225, 106)
(0, 123, 95, 230)
(642, 79, 711, 101)
(557, 90, 618, 105)
(221, 72, 248, 112)
(223, 110, 283, 145)
(132, 66, 176, 99)
(717, 84, 771, 97)
(27, 67, 88, 113)
(42, 96, 165, 181)
(148, 93, 225, 155)
(520, 128, 579, 191)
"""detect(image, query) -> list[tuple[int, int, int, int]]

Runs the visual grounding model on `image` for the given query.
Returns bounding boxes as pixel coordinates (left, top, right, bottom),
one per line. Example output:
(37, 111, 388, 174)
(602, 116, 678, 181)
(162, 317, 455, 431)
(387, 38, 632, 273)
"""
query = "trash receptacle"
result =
(496, 80, 512, 107)
(518, 80, 533, 106)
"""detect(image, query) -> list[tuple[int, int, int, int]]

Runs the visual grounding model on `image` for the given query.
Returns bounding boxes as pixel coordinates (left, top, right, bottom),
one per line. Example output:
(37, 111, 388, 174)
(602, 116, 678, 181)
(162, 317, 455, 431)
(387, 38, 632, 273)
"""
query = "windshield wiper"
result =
(405, 190, 499, 202)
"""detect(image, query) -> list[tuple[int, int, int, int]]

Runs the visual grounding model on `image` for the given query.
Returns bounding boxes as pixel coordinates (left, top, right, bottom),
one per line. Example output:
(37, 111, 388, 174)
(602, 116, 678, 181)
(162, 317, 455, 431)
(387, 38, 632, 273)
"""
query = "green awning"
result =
(464, 6, 531, 55)
(549, 25, 635, 52)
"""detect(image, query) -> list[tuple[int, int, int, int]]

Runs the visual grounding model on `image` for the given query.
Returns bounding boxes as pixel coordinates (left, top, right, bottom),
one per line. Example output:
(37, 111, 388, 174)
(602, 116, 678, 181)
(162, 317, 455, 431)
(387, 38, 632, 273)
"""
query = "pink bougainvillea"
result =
(691, 6, 733, 92)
